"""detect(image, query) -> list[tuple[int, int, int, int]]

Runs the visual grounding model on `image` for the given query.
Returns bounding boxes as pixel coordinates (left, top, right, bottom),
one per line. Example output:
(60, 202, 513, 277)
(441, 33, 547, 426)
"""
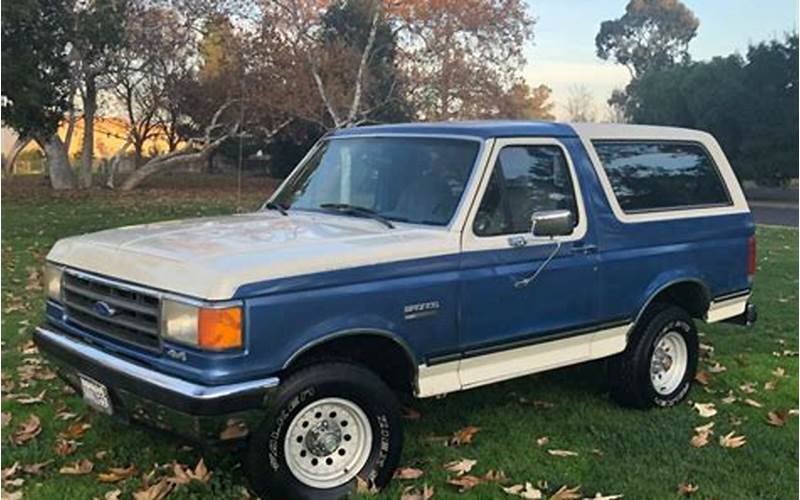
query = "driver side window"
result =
(473, 145, 579, 237)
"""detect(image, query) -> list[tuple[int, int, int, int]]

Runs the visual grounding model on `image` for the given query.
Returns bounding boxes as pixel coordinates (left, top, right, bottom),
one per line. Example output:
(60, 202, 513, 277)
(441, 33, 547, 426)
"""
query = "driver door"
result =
(458, 138, 600, 388)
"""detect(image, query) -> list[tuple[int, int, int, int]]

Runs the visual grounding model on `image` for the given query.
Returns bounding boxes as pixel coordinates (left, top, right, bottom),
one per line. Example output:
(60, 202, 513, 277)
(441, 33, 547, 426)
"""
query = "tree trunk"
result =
(3, 136, 32, 176)
(79, 76, 97, 188)
(40, 134, 78, 190)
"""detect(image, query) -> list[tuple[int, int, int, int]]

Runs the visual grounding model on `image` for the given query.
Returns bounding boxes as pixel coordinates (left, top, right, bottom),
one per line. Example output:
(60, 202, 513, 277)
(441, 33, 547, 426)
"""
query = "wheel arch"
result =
(634, 277, 712, 329)
(282, 329, 419, 395)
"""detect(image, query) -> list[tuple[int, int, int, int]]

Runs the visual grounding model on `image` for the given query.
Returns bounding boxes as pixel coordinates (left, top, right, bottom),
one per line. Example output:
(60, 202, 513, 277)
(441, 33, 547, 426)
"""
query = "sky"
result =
(525, 0, 798, 119)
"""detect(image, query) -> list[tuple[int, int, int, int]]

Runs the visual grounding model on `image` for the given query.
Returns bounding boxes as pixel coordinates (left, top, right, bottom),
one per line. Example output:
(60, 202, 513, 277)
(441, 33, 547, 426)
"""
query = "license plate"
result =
(79, 376, 113, 415)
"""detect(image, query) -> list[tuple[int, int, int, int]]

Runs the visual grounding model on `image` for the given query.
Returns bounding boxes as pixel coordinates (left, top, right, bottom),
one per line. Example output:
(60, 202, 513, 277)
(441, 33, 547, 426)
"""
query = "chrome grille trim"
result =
(62, 270, 162, 352)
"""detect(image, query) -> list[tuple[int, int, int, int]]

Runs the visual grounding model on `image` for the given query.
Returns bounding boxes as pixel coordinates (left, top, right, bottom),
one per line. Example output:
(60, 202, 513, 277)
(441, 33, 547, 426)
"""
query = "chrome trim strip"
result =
(36, 326, 278, 400)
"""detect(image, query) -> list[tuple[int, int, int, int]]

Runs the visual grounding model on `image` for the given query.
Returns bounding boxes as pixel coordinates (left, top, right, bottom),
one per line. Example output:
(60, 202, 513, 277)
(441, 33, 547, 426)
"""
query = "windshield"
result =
(271, 137, 481, 226)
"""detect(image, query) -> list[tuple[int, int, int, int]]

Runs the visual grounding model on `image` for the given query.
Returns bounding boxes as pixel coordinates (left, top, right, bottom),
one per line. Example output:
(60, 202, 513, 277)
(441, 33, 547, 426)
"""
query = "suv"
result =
(36, 121, 757, 499)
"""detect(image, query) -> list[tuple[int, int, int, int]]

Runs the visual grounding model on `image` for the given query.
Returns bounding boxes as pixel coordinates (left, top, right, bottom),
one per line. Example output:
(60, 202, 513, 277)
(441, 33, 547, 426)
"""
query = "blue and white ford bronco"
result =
(36, 121, 757, 499)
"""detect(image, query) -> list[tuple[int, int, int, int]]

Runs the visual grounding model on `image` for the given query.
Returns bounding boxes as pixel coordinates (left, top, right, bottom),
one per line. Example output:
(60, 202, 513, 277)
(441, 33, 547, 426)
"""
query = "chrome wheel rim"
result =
(284, 397, 373, 489)
(650, 330, 688, 395)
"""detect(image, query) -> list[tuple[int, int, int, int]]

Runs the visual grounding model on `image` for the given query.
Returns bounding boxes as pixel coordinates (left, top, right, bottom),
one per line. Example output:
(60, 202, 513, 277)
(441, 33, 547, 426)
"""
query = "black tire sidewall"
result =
(638, 308, 698, 407)
(246, 363, 402, 500)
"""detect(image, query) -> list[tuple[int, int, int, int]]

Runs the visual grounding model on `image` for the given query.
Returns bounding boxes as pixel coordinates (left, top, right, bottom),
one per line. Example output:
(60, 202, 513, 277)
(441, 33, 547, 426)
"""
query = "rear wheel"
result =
(609, 304, 698, 408)
(246, 362, 403, 500)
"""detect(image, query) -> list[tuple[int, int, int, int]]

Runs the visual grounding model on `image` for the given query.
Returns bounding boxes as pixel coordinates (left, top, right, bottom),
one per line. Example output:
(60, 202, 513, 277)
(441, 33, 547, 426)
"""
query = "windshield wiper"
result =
(319, 203, 395, 229)
(264, 202, 288, 216)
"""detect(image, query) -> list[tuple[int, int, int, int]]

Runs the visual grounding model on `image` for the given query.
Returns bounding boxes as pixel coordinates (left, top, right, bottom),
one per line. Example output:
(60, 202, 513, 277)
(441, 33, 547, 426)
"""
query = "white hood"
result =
(47, 211, 459, 300)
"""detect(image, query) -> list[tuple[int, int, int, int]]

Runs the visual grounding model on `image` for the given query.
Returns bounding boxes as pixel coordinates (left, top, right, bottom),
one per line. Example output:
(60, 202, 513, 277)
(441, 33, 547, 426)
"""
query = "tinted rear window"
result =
(592, 141, 731, 213)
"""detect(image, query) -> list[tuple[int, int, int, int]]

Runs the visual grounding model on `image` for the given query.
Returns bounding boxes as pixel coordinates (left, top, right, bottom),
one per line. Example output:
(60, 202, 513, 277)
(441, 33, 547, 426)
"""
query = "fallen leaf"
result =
(95, 451, 109, 460)
(16, 389, 46, 405)
(2, 490, 23, 500)
(133, 479, 174, 500)
(743, 398, 763, 408)
(692, 402, 717, 418)
(586, 494, 624, 500)
(1, 463, 20, 481)
(706, 362, 727, 373)
(694, 422, 714, 433)
(54, 438, 79, 456)
(739, 382, 757, 394)
(535, 436, 550, 446)
(771, 367, 786, 378)
(2, 412, 12, 426)
(59, 420, 91, 439)
(219, 419, 249, 440)
(694, 370, 712, 385)
(549, 484, 582, 500)
(677, 483, 699, 496)
(699, 343, 714, 358)
(11, 414, 41, 445)
(764, 380, 777, 391)
(503, 482, 543, 499)
(169, 459, 211, 485)
(719, 431, 746, 448)
(97, 465, 138, 483)
(721, 392, 737, 404)
(483, 470, 507, 482)
(105, 489, 123, 500)
(59, 459, 94, 475)
(547, 449, 578, 457)
(447, 474, 482, 492)
(447, 426, 480, 446)
(766, 410, 790, 427)
(22, 460, 53, 475)
(444, 458, 476, 476)
(400, 483, 434, 500)
(394, 466, 425, 479)
(355, 475, 378, 495)
(690, 422, 714, 448)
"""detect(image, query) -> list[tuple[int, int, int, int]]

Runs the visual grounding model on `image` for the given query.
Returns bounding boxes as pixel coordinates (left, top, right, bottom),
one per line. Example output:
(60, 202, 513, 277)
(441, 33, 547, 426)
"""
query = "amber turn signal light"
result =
(198, 306, 242, 350)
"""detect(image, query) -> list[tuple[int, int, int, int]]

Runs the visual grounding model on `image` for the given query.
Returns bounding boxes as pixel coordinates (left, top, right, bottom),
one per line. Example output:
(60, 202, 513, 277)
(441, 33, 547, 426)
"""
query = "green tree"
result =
(596, 0, 699, 79)
(1, 0, 77, 189)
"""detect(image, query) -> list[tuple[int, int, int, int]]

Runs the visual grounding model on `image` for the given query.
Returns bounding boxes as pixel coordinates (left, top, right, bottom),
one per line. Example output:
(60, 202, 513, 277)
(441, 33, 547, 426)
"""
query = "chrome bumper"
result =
(34, 325, 280, 441)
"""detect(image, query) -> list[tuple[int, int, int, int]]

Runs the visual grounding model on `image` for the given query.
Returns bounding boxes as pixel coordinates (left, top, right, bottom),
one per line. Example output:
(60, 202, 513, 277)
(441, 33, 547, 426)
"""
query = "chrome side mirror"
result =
(531, 210, 574, 237)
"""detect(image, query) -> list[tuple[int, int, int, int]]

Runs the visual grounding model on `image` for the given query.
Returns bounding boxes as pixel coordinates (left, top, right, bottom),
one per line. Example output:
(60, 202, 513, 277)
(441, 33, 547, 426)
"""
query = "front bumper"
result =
(34, 325, 280, 442)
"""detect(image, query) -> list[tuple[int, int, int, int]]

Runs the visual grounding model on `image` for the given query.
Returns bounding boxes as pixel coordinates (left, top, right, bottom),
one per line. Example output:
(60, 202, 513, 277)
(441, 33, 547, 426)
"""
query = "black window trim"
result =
(590, 139, 734, 215)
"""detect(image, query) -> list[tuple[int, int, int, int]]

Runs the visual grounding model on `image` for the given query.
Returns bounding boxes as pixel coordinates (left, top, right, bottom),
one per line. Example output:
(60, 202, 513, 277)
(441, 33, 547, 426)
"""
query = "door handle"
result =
(571, 243, 597, 255)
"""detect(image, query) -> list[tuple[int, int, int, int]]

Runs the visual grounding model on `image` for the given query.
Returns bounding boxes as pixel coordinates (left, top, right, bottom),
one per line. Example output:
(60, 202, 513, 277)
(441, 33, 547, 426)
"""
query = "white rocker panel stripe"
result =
(416, 323, 631, 398)
(706, 293, 750, 323)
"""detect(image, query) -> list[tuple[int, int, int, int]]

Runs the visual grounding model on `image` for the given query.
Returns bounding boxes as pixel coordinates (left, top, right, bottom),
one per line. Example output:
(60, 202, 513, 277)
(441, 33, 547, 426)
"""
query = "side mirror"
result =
(531, 210, 574, 237)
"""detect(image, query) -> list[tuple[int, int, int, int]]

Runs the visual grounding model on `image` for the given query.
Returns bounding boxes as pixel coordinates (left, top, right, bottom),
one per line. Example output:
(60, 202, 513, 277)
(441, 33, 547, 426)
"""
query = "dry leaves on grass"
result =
(355, 476, 379, 495)
(547, 449, 579, 457)
(133, 479, 174, 500)
(443, 458, 476, 476)
(721, 391, 737, 404)
(447, 426, 480, 446)
(59, 459, 94, 475)
(22, 460, 53, 475)
(394, 466, 425, 480)
(169, 459, 211, 485)
(738, 382, 757, 394)
(447, 474, 483, 492)
(677, 483, 699, 496)
(585, 494, 624, 500)
(104, 489, 123, 500)
(59, 420, 91, 440)
(771, 367, 786, 378)
(690, 422, 714, 448)
(719, 431, 747, 448)
(11, 414, 41, 445)
(97, 465, 138, 483)
(766, 410, 791, 427)
(743, 398, 763, 408)
(706, 362, 727, 373)
(54, 438, 79, 456)
(502, 482, 543, 499)
(549, 485, 582, 500)
(694, 370, 712, 386)
(1, 412, 11, 427)
(14, 389, 47, 405)
(692, 402, 717, 418)
(535, 436, 550, 446)
(400, 483, 434, 500)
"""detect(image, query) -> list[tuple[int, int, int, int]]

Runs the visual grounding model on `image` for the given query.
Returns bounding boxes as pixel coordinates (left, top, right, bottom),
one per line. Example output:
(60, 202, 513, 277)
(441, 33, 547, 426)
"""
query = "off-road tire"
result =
(609, 303, 699, 409)
(245, 362, 403, 500)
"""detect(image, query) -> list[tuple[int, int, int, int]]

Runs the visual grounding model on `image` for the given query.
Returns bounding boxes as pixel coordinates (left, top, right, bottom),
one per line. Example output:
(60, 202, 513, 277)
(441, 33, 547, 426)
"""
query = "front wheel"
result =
(246, 362, 403, 500)
(609, 304, 699, 408)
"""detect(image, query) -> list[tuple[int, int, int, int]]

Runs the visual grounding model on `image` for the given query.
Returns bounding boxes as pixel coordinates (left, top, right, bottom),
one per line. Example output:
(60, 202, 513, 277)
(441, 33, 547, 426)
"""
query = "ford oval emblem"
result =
(93, 301, 116, 318)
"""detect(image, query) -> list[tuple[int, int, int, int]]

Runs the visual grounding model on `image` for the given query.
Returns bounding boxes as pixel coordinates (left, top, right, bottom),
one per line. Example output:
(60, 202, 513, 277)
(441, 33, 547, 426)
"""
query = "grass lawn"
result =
(1, 177, 798, 499)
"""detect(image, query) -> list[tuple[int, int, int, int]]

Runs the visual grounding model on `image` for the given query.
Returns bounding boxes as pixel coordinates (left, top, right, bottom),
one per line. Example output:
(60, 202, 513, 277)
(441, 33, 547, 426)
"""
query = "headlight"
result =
(44, 263, 63, 302)
(161, 299, 242, 350)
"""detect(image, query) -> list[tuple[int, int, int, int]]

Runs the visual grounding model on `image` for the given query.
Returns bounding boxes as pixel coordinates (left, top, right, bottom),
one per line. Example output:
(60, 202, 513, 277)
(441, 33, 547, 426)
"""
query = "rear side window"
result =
(592, 141, 731, 213)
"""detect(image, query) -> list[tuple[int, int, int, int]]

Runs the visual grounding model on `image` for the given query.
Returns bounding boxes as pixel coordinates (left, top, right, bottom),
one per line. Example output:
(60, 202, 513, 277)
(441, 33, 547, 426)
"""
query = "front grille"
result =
(62, 272, 161, 351)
